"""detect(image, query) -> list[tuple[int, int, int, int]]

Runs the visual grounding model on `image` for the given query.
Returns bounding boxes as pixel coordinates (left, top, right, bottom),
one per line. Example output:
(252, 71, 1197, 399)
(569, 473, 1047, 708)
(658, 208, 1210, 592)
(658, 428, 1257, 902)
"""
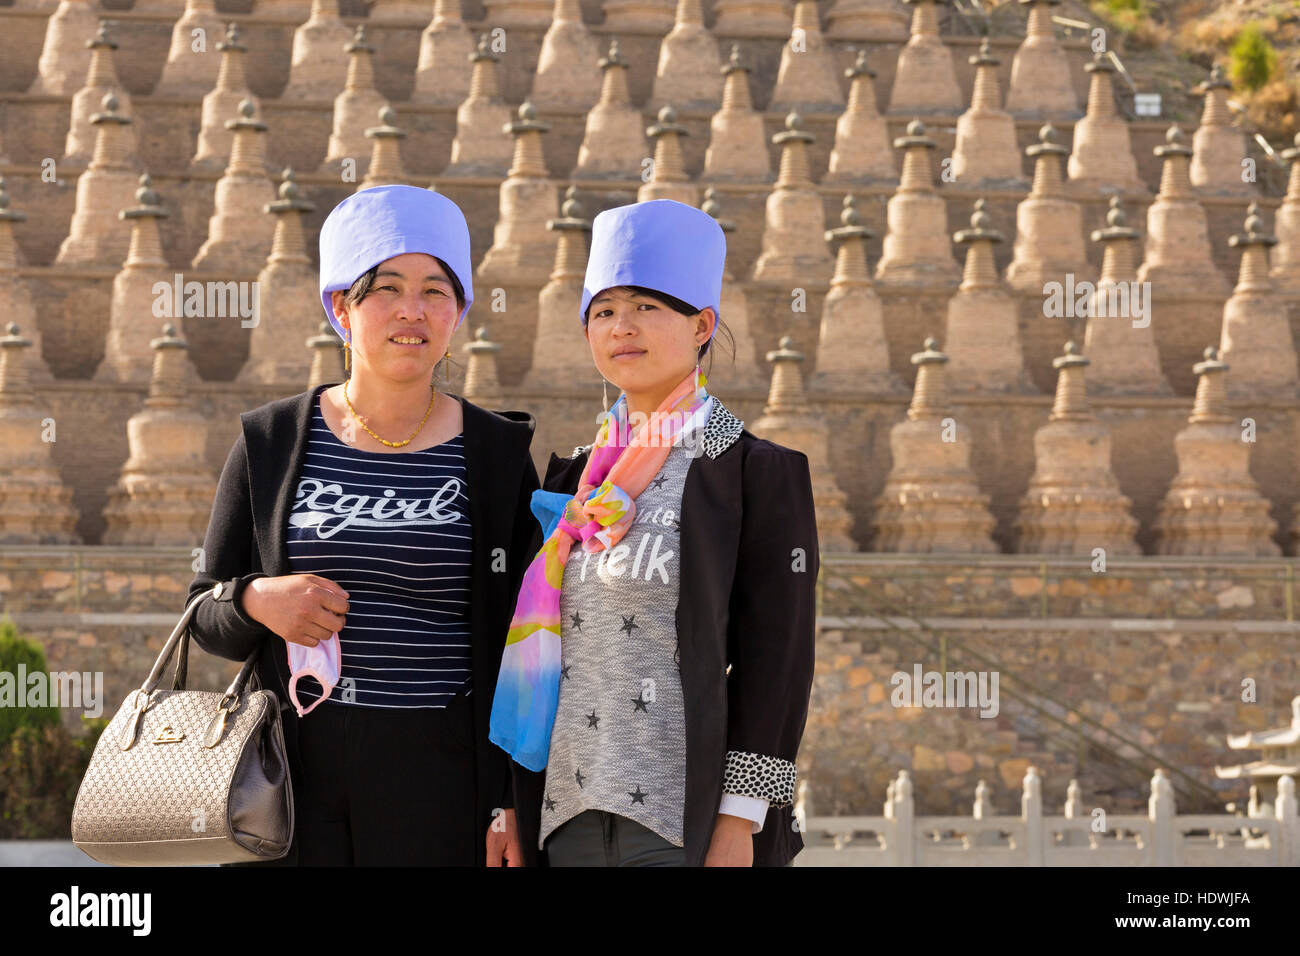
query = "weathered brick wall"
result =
(809, 556, 1300, 816)
(3, 549, 1297, 819)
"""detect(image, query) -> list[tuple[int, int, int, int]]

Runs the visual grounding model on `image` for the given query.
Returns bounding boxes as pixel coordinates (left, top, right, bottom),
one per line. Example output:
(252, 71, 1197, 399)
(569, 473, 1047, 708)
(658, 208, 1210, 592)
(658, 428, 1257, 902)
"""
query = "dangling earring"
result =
(694, 360, 700, 393)
(343, 331, 351, 372)
(602, 377, 609, 411)
(444, 349, 451, 386)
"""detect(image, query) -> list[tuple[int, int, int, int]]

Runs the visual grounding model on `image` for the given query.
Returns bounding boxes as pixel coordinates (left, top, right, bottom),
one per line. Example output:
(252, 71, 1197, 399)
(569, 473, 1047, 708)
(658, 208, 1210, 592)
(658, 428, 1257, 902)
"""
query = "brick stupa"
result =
(462, 326, 504, 406)
(1189, 65, 1256, 197)
(1271, 133, 1300, 294)
(154, 0, 224, 97)
(825, 0, 908, 40)
(525, 188, 598, 387)
(413, 0, 475, 106)
(55, 92, 138, 267)
(64, 22, 133, 169)
(30, 0, 98, 96)
(752, 112, 833, 283)
(1217, 203, 1297, 400)
(887, 0, 962, 116)
(875, 119, 960, 286)
(0, 180, 52, 382)
(529, 0, 602, 112)
(1003, 0, 1080, 121)
(951, 38, 1026, 189)
(102, 323, 215, 547)
(281, 0, 353, 102)
(306, 320, 345, 392)
(871, 337, 997, 553)
(813, 195, 898, 394)
(574, 40, 649, 181)
(752, 336, 856, 552)
(476, 102, 559, 288)
(602, 0, 675, 32)
(1136, 124, 1230, 297)
(769, 0, 845, 115)
(1152, 347, 1280, 557)
(1013, 341, 1139, 555)
(639, 106, 698, 205)
(192, 24, 255, 170)
(192, 98, 276, 273)
(359, 106, 408, 190)
(703, 45, 772, 183)
(702, 187, 764, 386)
(1004, 124, 1089, 293)
(650, 0, 723, 112)
(0, 322, 79, 544)
(712, 0, 794, 37)
(946, 199, 1033, 393)
(1083, 196, 1172, 395)
(444, 34, 513, 177)
(322, 26, 389, 173)
(826, 49, 896, 184)
(241, 170, 319, 385)
(98, 176, 198, 384)
(1067, 52, 1146, 195)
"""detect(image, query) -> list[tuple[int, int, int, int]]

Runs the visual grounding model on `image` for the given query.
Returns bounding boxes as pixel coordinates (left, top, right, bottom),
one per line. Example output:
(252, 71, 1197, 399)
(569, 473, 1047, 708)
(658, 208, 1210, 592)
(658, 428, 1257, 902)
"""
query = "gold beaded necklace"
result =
(343, 381, 438, 449)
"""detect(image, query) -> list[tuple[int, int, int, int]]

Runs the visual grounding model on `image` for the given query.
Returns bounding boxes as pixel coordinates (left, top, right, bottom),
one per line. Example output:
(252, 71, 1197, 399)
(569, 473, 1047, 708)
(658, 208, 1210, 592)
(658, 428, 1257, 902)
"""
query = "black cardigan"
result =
(509, 401, 819, 867)
(184, 383, 540, 866)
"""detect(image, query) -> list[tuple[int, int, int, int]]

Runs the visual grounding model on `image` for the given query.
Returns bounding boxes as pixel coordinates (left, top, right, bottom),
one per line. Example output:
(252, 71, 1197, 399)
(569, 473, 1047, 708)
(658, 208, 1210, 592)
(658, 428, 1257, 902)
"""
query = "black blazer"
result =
(509, 400, 819, 867)
(184, 383, 540, 866)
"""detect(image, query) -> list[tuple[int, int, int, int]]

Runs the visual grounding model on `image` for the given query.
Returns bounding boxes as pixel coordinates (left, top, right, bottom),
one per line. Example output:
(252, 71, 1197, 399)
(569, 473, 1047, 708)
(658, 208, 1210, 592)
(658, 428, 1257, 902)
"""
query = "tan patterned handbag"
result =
(71, 583, 294, 865)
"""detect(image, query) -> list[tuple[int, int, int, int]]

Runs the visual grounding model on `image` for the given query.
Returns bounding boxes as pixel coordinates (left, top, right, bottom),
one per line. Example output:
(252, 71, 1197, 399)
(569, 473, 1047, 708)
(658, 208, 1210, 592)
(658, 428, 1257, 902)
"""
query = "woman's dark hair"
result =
(343, 256, 466, 316)
(586, 285, 735, 375)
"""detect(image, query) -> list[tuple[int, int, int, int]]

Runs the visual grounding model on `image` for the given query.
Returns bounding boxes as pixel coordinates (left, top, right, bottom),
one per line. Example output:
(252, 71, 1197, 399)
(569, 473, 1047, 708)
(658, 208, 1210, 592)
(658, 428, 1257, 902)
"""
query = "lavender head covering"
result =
(318, 185, 474, 338)
(579, 199, 725, 338)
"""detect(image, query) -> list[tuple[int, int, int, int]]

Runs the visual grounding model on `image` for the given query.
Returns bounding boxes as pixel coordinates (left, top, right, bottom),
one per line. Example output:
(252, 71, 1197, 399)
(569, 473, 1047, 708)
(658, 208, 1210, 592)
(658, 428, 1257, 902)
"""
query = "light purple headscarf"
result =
(579, 199, 725, 338)
(318, 185, 475, 338)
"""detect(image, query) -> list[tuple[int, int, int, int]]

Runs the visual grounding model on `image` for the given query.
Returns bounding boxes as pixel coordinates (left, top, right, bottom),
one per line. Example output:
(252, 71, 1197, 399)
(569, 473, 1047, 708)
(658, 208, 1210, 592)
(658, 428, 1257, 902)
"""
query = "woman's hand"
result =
(239, 573, 349, 647)
(485, 808, 523, 867)
(704, 813, 754, 867)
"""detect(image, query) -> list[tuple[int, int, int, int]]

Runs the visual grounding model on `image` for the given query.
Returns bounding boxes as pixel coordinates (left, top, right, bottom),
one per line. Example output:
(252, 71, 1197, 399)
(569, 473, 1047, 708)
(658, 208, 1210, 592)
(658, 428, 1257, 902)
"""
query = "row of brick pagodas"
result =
(7, 100, 1298, 400)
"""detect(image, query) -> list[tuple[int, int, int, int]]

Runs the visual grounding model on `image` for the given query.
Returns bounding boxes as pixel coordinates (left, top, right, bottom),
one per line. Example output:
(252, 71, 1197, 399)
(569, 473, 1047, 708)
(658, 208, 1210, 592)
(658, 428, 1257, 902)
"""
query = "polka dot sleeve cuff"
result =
(723, 750, 797, 808)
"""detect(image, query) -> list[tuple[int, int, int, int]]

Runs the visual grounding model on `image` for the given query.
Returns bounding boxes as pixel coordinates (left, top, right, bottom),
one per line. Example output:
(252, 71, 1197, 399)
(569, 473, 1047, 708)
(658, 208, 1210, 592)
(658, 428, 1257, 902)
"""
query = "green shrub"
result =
(0, 716, 107, 839)
(1104, 0, 1144, 14)
(0, 616, 60, 748)
(1229, 23, 1278, 92)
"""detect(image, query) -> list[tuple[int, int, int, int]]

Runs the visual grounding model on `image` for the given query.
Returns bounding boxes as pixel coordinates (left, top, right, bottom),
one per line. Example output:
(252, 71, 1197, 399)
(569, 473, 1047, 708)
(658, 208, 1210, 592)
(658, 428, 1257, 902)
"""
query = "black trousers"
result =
(293, 691, 478, 866)
(544, 810, 686, 867)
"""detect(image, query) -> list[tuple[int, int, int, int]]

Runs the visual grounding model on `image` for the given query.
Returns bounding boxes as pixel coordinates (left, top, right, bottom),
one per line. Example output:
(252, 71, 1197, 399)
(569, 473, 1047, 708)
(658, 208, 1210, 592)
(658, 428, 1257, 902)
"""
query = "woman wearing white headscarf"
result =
(187, 185, 537, 866)
(491, 199, 818, 866)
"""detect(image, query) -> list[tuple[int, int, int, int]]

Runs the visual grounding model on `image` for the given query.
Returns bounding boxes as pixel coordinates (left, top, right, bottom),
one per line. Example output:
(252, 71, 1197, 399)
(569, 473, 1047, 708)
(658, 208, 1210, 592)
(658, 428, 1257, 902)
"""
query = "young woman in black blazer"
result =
(491, 199, 818, 866)
(186, 186, 538, 866)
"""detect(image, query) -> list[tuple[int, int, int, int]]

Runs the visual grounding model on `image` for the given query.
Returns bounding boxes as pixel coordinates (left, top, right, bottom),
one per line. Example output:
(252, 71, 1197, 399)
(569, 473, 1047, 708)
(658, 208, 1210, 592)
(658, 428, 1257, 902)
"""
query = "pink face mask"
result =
(286, 632, 341, 717)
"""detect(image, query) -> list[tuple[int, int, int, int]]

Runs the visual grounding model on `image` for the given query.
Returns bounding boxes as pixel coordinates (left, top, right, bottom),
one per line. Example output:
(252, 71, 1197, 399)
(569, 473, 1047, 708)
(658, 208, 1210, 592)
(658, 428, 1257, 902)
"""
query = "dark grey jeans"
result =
(544, 810, 686, 867)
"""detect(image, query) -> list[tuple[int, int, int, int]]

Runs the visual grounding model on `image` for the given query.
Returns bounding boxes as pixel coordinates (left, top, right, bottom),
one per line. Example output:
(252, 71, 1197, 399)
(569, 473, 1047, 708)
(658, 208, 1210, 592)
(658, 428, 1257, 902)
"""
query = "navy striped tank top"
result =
(285, 397, 473, 709)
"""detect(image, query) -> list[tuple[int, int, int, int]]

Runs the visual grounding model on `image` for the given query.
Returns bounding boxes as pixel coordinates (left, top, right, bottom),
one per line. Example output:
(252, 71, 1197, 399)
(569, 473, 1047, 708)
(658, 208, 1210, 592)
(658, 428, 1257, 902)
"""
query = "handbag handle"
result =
(119, 584, 263, 751)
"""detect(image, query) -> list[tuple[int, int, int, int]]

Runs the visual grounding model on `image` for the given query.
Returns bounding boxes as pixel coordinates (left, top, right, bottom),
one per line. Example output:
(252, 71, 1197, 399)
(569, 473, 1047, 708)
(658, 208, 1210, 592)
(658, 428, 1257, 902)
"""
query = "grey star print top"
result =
(538, 413, 706, 849)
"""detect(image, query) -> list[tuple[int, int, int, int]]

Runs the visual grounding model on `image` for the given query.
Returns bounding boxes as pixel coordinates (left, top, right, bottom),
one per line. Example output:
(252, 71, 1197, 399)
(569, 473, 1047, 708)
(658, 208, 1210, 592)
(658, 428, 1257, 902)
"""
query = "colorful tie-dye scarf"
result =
(489, 368, 712, 771)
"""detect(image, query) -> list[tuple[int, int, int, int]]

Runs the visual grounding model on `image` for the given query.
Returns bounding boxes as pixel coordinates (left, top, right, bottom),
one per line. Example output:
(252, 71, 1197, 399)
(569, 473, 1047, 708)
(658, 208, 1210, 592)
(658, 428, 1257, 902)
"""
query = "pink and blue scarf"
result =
(489, 369, 711, 770)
